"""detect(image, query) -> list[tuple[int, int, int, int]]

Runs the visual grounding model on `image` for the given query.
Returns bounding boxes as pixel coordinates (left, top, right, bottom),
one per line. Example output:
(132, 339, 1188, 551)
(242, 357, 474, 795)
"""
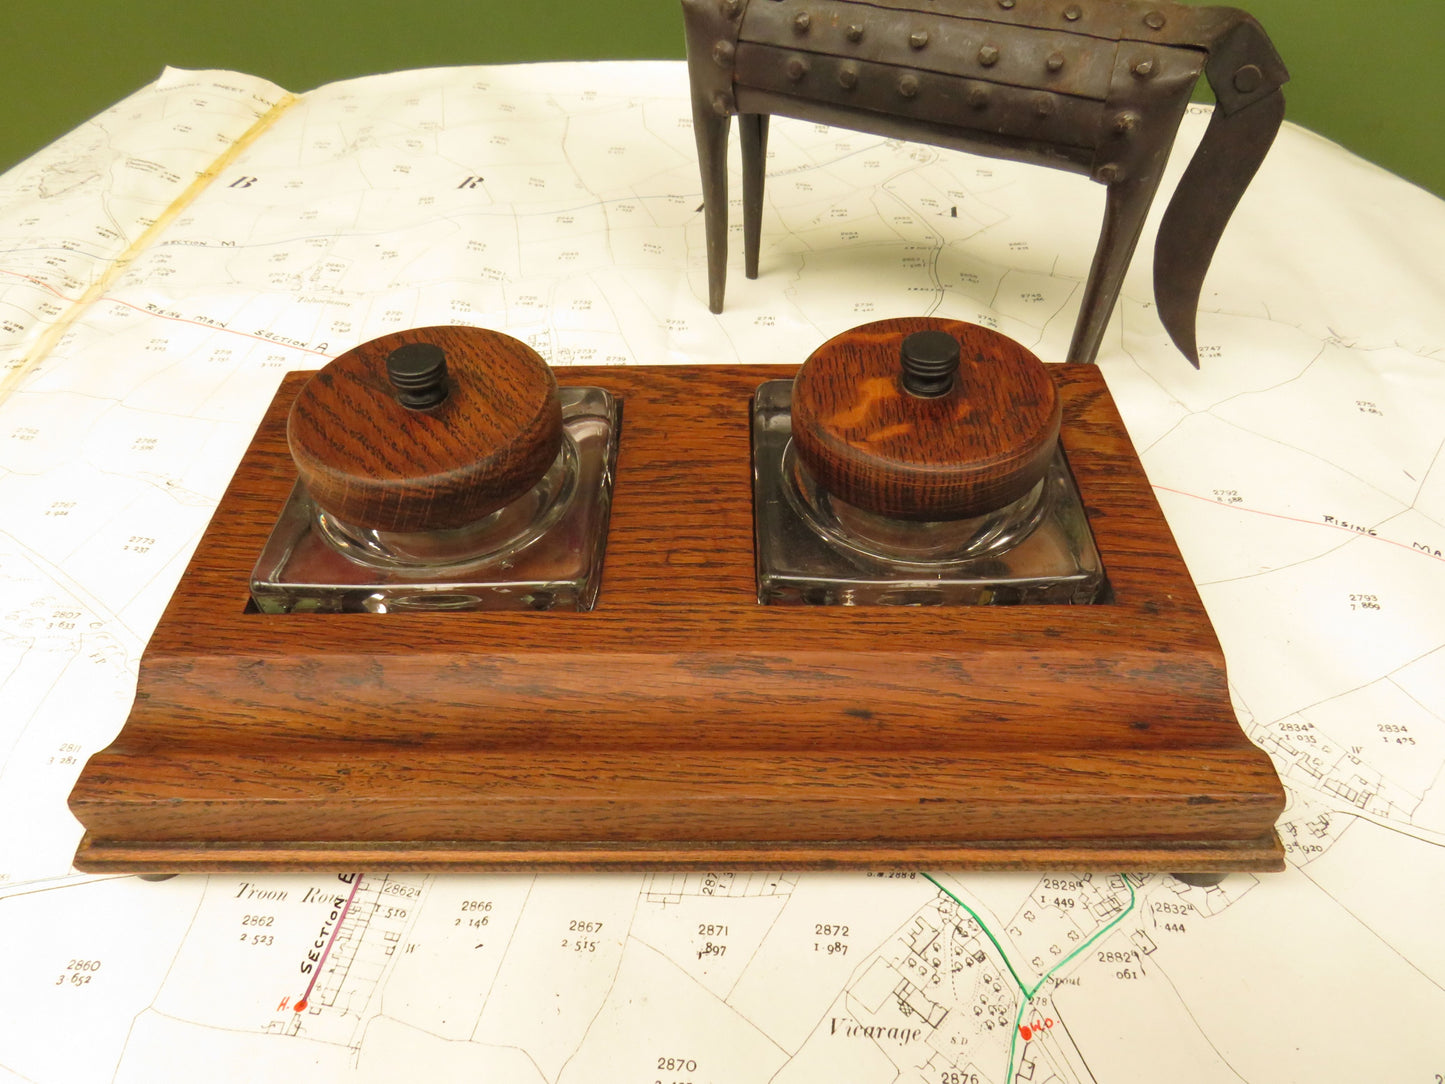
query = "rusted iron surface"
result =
(682, 0, 1287, 366)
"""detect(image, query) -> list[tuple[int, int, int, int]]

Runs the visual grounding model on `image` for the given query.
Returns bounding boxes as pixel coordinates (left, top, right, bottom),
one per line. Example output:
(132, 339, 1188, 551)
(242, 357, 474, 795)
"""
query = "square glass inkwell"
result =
(251, 326, 618, 613)
(753, 318, 1106, 606)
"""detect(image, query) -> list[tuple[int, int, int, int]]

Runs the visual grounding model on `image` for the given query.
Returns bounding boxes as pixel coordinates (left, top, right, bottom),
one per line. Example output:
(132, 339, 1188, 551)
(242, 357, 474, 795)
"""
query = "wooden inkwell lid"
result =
(790, 317, 1062, 521)
(286, 325, 563, 533)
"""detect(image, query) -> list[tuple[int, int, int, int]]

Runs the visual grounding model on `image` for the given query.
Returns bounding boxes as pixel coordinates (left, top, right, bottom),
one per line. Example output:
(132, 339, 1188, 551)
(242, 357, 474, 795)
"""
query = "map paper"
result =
(0, 61, 1442, 1083)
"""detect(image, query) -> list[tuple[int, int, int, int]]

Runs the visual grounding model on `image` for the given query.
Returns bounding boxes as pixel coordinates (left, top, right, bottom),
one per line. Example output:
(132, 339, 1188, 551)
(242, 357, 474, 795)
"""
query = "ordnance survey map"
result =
(1, 63, 1442, 1083)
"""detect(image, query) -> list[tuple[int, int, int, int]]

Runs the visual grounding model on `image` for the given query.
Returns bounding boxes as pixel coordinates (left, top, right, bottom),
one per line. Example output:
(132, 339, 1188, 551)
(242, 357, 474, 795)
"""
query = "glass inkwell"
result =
(250, 325, 618, 613)
(752, 317, 1106, 606)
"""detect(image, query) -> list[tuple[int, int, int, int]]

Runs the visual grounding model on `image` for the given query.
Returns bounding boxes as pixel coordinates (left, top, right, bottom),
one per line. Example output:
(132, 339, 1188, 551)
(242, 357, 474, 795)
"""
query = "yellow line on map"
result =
(0, 90, 300, 402)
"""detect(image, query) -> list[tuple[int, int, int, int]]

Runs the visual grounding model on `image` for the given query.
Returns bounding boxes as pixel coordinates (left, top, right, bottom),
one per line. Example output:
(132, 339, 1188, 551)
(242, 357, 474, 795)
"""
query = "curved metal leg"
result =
(137, 873, 178, 882)
(1171, 871, 1226, 887)
(740, 113, 769, 280)
(1154, 89, 1286, 367)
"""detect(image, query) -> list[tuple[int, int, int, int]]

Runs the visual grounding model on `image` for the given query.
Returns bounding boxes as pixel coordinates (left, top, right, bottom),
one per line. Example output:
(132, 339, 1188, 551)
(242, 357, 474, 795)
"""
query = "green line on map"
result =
(920, 872, 1030, 993)
(920, 871, 1138, 1081)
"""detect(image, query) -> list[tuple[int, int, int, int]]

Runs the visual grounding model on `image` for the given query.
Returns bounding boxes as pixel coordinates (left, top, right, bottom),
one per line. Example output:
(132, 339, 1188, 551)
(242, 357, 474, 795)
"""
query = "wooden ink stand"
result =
(69, 326, 1285, 874)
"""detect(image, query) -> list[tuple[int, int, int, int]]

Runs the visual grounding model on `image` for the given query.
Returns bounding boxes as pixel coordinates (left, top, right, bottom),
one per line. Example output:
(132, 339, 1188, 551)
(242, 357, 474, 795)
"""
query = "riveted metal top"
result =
(681, 0, 1289, 366)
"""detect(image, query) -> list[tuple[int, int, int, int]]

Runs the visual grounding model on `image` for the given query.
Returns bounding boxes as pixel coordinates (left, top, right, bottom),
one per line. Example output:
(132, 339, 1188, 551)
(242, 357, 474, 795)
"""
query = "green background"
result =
(3, 0, 1443, 197)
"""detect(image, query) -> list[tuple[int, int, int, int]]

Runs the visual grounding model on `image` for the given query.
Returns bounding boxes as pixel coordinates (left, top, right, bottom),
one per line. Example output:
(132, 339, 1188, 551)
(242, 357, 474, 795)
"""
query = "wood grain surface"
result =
(792, 318, 1061, 519)
(74, 835, 1285, 875)
(68, 363, 1285, 872)
(287, 325, 562, 531)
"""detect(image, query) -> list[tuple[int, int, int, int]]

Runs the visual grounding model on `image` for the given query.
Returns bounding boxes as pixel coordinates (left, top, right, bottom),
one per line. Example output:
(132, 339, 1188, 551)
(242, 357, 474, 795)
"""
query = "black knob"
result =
(899, 330, 960, 397)
(386, 342, 450, 409)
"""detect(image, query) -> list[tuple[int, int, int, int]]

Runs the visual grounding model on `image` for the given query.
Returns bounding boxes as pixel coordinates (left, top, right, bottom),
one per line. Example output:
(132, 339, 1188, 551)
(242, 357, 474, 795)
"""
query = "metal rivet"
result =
(1144, 10, 1165, 29)
(1131, 56, 1155, 78)
(999, 0, 1015, 7)
(978, 44, 1000, 66)
(1113, 110, 1139, 134)
(711, 91, 732, 116)
(839, 65, 858, 89)
(968, 85, 991, 109)
(712, 40, 735, 66)
(1098, 163, 1120, 183)
(793, 10, 810, 32)
(1063, 4, 1081, 20)
(898, 73, 920, 98)
(909, 29, 929, 49)
(1035, 94, 1056, 118)
(719, 0, 743, 17)
(846, 23, 864, 41)
(1046, 52, 1065, 72)
(786, 55, 810, 80)
(1233, 63, 1263, 94)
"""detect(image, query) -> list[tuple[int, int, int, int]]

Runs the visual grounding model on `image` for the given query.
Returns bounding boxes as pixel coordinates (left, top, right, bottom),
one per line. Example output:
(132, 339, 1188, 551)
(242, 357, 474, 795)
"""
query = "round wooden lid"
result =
(791, 317, 1061, 521)
(287, 325, 562, 532)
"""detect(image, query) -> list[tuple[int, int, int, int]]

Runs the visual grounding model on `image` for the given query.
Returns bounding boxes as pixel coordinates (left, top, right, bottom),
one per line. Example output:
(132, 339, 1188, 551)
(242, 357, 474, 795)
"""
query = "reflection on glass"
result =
(251, 387, 618, 613)
(752, 380, 1107, 606)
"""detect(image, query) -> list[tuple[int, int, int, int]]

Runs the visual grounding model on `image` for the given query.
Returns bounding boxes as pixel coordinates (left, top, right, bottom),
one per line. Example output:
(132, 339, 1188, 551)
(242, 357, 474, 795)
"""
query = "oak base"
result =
(74, 834, 1284, 874)
(68, 364, 1286, 874)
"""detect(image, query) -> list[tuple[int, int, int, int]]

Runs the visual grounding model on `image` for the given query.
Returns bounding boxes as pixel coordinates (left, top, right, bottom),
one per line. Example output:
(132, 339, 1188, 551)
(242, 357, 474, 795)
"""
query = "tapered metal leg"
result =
(740, 113, 769, 280)
(1067, 171, 1166, 365)
(690, 99, 732, 314)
